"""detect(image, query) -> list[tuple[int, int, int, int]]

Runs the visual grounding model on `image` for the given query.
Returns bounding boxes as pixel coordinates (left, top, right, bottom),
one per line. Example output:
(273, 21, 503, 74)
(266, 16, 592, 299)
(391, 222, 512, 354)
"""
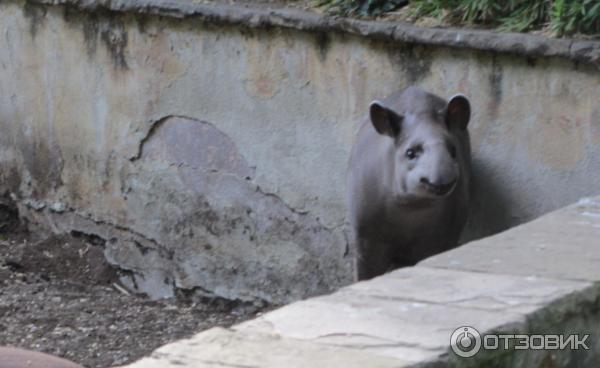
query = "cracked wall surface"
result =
(0, 0, 599, 302)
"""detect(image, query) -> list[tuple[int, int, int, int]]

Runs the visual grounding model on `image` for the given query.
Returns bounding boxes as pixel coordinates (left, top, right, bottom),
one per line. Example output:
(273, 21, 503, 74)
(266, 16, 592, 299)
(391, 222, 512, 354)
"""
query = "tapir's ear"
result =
(446, 94, 470, 130)
(369, 101, 403, 137)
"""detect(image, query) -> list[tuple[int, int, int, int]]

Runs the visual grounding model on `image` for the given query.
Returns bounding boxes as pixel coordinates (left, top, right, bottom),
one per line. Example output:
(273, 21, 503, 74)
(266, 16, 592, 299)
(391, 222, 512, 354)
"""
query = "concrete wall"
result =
(0, 0, 599, 303)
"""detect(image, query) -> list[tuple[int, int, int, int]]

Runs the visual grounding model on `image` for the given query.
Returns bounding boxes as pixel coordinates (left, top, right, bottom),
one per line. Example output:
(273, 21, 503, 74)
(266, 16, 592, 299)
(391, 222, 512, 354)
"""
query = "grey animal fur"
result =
(347, 86, 472, 280)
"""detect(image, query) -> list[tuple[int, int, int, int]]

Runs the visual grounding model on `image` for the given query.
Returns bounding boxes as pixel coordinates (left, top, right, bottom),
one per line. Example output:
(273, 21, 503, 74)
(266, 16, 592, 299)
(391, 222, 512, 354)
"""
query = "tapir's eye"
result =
(405, 148, 417, 160)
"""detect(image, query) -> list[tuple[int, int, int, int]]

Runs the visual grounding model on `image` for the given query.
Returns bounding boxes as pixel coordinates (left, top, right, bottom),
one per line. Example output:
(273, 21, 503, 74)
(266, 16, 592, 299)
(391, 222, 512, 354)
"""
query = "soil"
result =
(0, 210, 268, 368)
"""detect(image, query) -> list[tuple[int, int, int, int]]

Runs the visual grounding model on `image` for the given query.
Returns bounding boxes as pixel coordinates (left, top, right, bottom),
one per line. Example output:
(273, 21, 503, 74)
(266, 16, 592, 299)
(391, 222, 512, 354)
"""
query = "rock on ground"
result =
(0, 226, 267, 368)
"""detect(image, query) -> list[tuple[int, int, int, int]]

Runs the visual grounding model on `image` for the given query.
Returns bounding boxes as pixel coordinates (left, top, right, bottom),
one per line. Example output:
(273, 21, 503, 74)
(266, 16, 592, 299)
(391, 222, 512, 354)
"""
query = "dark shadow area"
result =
(460, 157, 517, 244)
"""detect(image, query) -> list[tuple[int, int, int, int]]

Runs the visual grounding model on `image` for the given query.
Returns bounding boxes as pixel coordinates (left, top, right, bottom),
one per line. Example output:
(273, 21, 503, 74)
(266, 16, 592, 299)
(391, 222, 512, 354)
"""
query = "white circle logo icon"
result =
(450, 326, 481, 357)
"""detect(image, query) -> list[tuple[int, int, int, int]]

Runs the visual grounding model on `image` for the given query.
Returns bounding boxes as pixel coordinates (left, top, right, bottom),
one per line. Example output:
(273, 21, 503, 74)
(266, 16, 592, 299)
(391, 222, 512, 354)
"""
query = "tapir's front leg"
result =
(355, 236, 393, 281)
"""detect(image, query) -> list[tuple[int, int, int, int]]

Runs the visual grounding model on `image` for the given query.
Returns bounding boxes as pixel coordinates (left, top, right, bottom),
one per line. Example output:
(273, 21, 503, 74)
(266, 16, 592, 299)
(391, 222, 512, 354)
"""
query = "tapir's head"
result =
(369, 87, 470, 203)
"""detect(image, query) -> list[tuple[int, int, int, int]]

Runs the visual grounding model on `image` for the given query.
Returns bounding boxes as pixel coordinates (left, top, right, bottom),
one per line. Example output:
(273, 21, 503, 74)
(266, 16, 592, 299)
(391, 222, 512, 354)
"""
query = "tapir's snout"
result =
(420, 177, 457, 196)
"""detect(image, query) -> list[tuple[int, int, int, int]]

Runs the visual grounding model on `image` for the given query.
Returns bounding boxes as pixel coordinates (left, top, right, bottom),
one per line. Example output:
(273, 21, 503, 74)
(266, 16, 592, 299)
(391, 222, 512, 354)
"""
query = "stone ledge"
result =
(121, 196, 600, 367)
(120, 327, 411, 368)
(26, 0, 600, 66)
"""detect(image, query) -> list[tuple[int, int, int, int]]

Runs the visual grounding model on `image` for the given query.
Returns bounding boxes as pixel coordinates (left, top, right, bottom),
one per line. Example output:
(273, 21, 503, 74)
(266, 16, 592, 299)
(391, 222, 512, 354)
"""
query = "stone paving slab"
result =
(121, 196, 600, 367)
(234, 267, 591, 363)
(120, 327, 410, 368)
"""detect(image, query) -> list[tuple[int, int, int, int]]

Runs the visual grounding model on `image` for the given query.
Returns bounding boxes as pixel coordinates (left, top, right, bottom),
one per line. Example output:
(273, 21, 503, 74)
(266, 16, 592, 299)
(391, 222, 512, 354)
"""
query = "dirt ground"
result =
(0, 209, 268, 368)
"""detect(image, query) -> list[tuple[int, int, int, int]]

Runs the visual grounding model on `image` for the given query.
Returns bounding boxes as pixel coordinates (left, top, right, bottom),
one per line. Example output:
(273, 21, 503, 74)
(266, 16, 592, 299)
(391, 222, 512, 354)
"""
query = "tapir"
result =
(347, 86, 472, 280)
(0, 347, 82, 368)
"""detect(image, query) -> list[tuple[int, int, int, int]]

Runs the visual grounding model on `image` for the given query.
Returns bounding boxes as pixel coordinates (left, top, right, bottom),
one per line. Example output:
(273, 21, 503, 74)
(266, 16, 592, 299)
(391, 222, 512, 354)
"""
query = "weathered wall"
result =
(0, 0, 599, 303)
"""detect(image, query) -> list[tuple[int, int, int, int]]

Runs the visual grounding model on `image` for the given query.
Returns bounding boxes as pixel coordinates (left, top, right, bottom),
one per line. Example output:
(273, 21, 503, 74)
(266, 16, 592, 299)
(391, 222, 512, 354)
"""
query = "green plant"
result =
(550, 0, 600, 35)
(315, 0, 407, 16)
(497, 0, 551, 32)
(315, 0, 600, 36)
(409, 0, 551, 32)
(407, 0, 461, 20)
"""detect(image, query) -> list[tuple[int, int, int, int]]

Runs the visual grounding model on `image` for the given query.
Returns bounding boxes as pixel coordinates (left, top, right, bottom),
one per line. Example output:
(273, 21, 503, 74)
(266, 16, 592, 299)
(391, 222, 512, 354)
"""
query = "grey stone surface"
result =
(121, 327, 410, 368)
(1, 0, 600, 302)
(121, 197, 600, 367)
(234, 267, 591, 363)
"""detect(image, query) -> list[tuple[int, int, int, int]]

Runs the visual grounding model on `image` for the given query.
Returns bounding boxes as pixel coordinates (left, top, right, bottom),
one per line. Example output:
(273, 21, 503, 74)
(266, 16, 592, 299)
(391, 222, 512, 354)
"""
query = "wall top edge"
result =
(26, 0, 600, 65)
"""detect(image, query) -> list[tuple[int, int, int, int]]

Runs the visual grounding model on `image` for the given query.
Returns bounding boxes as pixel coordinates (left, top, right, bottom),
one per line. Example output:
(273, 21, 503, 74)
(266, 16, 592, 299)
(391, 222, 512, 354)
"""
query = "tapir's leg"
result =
(0, 347, 82, 368)
(356, 237, 392, 280)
